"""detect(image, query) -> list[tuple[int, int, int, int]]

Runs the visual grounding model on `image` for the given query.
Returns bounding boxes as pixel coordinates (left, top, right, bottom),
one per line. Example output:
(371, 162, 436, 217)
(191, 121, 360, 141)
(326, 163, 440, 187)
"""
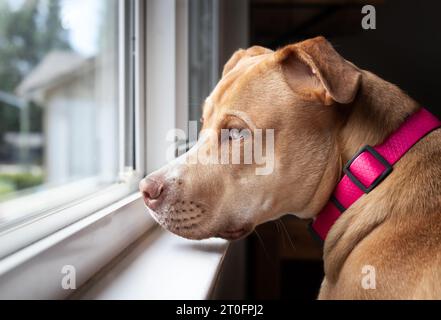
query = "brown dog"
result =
(139, 36, 441, 299)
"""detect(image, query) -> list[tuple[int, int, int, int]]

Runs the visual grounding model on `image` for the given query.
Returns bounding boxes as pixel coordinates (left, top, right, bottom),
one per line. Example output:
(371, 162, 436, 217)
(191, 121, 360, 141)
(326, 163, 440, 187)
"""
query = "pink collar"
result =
(310, 108, 441, 243)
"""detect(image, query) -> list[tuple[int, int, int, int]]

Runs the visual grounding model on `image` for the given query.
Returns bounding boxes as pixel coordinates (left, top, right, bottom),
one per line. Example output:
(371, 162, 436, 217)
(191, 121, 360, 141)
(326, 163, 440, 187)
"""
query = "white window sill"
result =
(0, 193, 154, 299)
(0, 189, 228, 300)
(0, 176, 105, 227)
(0, 173, 142, 259)
(71, 228, 229, 300)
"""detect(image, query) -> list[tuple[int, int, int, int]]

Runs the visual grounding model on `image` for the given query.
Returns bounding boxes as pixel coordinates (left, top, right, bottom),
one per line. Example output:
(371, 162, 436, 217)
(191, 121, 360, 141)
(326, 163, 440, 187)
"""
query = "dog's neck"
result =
(322, 71, 421, 283)
(338, 71, 420, 165)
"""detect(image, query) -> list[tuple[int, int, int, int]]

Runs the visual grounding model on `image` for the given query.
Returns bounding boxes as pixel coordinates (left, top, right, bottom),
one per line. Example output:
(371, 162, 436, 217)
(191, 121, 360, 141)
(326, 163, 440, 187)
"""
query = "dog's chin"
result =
(216, 227, 253, 241)
(167, 227, 252, 241)
(161, 221, 253, 241)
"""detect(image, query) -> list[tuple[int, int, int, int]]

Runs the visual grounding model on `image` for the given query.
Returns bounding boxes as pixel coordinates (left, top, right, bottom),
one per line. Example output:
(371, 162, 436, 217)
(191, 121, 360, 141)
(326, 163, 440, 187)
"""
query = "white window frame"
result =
(0, 0, 145, 259)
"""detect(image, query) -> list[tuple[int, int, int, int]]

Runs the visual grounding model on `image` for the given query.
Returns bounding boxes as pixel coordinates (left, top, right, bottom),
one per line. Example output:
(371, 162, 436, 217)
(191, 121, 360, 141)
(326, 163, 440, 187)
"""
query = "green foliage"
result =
(0, 180, 15, 196)
(0, 0, 70, 92)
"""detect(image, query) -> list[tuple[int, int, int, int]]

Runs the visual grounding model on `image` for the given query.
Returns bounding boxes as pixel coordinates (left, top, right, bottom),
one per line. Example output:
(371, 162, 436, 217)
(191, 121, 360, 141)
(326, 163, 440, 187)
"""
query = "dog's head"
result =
(139, 37, 361, 240)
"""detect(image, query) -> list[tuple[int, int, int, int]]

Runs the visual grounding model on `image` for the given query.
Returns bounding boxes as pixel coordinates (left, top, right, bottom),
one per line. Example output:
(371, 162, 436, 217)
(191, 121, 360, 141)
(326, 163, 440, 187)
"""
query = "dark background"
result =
(250, 0, 441, 118)
(213, 0, 441, 300)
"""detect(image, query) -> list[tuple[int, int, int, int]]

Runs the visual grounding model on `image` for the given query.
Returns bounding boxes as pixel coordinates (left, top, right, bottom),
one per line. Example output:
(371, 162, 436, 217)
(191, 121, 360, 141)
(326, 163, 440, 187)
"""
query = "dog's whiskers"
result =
(274, 220, 281, 234)
(279, 219, 296, 252)
(254, 229, 277, 268)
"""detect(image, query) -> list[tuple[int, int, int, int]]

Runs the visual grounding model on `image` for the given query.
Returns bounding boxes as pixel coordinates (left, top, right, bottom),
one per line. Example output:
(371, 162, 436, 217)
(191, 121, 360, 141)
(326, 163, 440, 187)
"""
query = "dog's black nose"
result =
(139, 177, 164, 209)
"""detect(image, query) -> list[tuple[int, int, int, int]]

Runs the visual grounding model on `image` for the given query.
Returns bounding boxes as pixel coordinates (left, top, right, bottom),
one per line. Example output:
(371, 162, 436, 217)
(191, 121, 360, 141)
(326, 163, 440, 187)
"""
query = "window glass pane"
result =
(189, 0, 219, 126)
(0, 0, 119, 225)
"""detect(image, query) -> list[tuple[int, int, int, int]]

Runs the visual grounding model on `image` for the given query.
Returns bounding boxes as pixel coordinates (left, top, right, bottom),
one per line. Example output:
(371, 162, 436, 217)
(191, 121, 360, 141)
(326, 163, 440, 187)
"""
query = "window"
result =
(0, 0, 248, 299)
(0, 0, 141, 256)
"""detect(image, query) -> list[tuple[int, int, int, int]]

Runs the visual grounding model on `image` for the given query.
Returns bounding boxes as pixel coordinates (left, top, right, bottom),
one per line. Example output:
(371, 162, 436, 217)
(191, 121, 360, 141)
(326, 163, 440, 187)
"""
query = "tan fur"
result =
(140, 36, 441, 299)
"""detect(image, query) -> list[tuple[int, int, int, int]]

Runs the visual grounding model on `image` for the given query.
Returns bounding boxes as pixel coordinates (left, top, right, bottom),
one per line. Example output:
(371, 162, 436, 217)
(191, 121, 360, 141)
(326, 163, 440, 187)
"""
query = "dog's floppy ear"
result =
(276, 36, 361, 105)
(223, 46, 273, 78)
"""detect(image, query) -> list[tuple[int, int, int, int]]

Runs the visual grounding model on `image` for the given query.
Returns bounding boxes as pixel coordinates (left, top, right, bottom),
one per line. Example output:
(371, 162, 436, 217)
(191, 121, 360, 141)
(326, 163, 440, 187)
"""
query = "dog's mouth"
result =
(149, 205, 252, 241)
(142, 185, 254, 241)
(146, 199, 214, 240)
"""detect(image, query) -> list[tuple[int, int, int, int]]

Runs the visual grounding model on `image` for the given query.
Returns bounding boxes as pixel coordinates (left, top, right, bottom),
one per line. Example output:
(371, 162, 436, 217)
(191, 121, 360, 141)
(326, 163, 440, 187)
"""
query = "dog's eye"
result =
(228, 128, 250, 140)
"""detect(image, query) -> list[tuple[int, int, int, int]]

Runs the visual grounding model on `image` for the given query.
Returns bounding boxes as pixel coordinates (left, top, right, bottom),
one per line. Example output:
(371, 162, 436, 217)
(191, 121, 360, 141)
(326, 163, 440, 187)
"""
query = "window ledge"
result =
(0, 193, 154, 299)
(71, 228, 229, 300)
(0, 177, 141, 259)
